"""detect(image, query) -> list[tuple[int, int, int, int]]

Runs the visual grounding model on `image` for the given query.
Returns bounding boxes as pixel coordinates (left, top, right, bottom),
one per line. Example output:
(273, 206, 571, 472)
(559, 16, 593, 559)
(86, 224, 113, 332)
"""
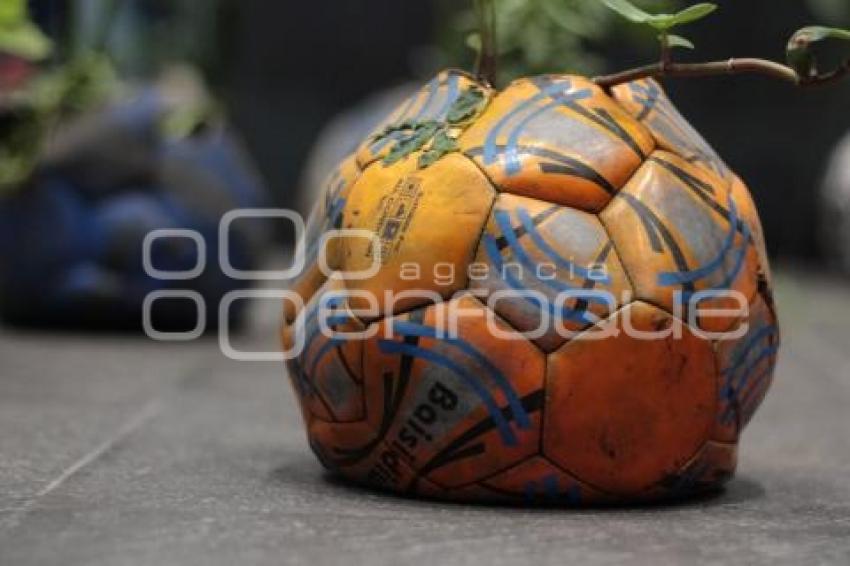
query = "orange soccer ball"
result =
(282, 70, 779, 505)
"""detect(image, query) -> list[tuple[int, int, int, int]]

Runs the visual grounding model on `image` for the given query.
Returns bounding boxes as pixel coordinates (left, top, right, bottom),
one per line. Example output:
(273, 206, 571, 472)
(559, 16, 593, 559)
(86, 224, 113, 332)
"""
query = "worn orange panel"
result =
(714, 293, 779, 442)
(611, 78, 732, 184)
(729, 175, 773, 286)
(470, 193, 633, 352)
(544, 301, 716, 496)
(459, 75, 655, 212)
(356, 70, 491, 169)
(358, 295, 545, 490)
(479, 456, 613, 506)
(340, 152, 495, 316)
(640, 440, 738, 501)
(601, 151, 759, 332)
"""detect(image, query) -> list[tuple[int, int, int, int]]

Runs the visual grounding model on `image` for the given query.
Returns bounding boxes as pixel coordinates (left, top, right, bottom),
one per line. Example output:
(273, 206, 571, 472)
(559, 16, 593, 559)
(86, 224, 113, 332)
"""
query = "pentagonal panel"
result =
(611, 78, 732, 184)
(358, 295, 545, 490)
(356, 70, 490, 169)
(459, 75, 655, 212)
(714, 293, 779, 442)
(544, 301, 716, 495)
(285, 278, 365, 423)
(340, 152, 495, 317)
(601, 151, 760, 332)
(479, 456, 612, 505)
(285, 154, 361, 322)
(470, 193, 632, 352)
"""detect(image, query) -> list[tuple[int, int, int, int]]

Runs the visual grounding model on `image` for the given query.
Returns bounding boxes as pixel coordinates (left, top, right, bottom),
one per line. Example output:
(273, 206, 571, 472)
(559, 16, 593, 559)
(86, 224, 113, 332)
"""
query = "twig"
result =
(474, 0, 498, 87)
(594, 57, 850, 89)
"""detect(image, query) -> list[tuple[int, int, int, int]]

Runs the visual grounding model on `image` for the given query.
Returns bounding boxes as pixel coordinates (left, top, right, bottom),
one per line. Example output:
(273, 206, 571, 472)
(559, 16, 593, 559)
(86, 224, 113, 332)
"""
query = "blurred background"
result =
(1, 0, 849, 331)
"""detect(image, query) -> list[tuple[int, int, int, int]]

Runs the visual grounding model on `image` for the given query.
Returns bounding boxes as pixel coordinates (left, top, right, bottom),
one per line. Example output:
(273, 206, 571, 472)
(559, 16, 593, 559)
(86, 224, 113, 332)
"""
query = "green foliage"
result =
(787, 26, 850, 78)
(0, 0, 52, 61)
(602, 0, 715, 57)
(666, 34, 695, 50)
(439, 0, 684, 82)
(374, 86, 490, 169)
(603, 0, 716, 30)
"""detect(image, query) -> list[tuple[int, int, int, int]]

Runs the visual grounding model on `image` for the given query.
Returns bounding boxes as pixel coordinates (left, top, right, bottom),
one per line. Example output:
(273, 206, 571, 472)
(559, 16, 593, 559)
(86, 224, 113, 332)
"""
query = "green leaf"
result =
(601, 0, 652, 24)
(446, 86, 488, 124)
(667, 34, 695, 49)
(0, 0, 26, 27)
(384, 122, 440, 166)
(418, 130, 459, 168)
(0, 21, 53, 61)
(646, 14, 676, 31)
(671, 3, 718, 26)
(787, 26, 850, 78)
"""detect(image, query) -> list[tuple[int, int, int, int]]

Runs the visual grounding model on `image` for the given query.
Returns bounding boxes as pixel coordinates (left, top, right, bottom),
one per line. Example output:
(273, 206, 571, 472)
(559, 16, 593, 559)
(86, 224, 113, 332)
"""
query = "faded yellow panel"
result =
(340, 152, 496, 316)
(459, 75, 655, 212)
(285, 154, 362, 322)
(601, 151, 759, 331)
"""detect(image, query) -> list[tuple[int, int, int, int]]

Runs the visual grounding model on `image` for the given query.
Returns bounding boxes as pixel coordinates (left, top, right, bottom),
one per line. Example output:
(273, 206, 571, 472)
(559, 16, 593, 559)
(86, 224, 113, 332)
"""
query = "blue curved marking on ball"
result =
(515, 207, 612, 284)
(656, 198, 751, 298)
(483, 233, 595, 326)
(435, 73, 461, 120)
(305, 197, 346, 262)
(378, 339, 519, 446)
(390, 320, 530, 429)
(719, 323, 778, 424)
(657, 198, 740, 287)
(483, 79, 581, 167)
(302, 312, 354, 370)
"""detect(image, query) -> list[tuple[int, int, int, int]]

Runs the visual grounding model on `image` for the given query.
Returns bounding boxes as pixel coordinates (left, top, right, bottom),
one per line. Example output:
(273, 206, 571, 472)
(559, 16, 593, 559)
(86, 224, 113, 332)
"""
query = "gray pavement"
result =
(1, 268, 849, 565)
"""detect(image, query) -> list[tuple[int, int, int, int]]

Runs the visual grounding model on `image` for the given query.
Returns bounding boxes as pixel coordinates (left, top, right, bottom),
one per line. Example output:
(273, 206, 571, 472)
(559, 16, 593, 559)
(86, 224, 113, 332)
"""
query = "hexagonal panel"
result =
(544, 301, 716, 496)
(355, 70, 490, 169)
(601, 151, 760, 332)
(358, 294, 546, 490)
(714, 292, 779, 442)
(340, 152, 495, 317)
(470, 193, 633, 352)
(459, 75, 655, 212)
(611, 78, 732, 184)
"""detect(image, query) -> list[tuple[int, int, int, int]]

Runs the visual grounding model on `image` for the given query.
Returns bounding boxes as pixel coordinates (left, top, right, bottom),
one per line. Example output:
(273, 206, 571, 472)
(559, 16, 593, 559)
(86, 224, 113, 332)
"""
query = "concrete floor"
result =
(1, 268, 849, 565)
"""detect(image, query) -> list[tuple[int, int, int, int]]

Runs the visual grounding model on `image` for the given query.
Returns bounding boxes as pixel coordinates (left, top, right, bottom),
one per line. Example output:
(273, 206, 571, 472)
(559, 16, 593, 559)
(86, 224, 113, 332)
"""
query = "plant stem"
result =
(594, 57, 850, 89)
(474, 0, 498, 87)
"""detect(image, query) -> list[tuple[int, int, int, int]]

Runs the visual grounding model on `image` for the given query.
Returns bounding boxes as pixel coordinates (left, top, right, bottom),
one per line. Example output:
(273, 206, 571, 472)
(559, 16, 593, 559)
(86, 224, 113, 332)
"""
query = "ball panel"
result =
(340, 152, 496, 317)
(356, 295, 545, 490)
(285, 278, 365, 423)
(470, 192, 633, 352)
(600, 151, 759, 332)
(714, 292, 779, 442)
(611, 78, 732, 184)
(355, 70, 490, 169)
(285, 154, 361, 322)
(544, 301, 717, 496)
(729, 175, 773, 286)
(478, 456, 612, 506)
(640, 440, 738, 501)
(459, 75, 655, 212)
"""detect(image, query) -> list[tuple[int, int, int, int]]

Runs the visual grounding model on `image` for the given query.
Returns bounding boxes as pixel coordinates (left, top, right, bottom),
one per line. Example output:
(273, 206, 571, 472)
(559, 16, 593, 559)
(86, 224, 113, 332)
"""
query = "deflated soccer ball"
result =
(282, 70, 779, 504)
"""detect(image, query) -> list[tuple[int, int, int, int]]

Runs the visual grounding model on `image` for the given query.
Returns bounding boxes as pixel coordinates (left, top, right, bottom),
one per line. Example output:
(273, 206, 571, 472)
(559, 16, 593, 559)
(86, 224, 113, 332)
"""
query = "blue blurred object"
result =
(0, 89, 269, 330)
